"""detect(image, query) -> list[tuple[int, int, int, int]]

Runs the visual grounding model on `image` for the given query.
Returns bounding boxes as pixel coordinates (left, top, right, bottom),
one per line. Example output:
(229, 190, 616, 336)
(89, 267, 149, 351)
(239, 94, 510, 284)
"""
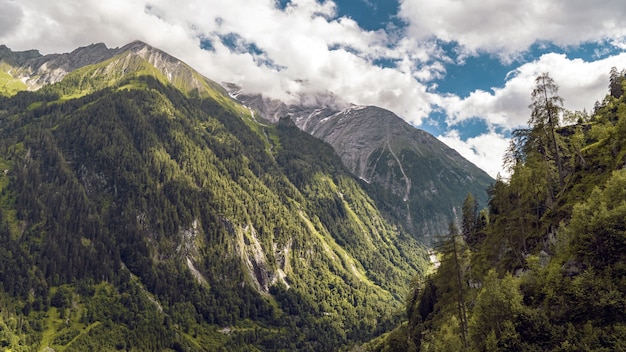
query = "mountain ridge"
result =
(232, 90, 494, 241)
(0, 41, 430, 350)
(1, 40, 226, 97)
(2, 42, 494, 244)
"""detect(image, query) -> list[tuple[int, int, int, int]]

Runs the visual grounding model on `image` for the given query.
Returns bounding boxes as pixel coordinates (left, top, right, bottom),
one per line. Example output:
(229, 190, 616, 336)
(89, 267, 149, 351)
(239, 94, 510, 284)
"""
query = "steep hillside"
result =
(371, 71, 626, 351)
(0, 43, 428, 350)
(232, 91, 493, 243)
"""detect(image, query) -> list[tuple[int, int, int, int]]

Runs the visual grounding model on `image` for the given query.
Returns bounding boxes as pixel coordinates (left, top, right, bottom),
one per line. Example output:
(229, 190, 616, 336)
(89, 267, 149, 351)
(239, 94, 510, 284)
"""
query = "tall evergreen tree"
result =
(461, 193, 482, 250)
(609, 66, 625, 99)
(434, 223, 469, 348)
(529, 72, 565, 189)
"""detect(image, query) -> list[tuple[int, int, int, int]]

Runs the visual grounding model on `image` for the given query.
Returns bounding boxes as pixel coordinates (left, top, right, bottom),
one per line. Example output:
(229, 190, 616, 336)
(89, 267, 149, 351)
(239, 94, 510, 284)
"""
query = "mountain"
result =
(0, 41, 431, 350)
(230, 90, 494, 243)
(372, 71, 626, 351)
(0, 41, 232, 104)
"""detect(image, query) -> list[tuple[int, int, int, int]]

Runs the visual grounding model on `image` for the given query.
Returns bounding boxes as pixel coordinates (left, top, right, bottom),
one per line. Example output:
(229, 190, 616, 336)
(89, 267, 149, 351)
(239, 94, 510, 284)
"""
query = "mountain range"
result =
(230, 89, 493, 241)
(0, 40, 491, 350)
(1, 40, 493, 242)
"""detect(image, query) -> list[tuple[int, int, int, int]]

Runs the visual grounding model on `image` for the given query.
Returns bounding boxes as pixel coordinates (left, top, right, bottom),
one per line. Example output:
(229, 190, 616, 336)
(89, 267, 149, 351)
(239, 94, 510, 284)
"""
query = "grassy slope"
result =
(0, 63, 28, 96)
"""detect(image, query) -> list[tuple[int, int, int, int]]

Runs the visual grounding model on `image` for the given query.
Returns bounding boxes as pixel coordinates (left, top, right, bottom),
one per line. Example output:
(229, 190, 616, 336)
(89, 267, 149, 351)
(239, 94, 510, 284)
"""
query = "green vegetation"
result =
(0, 51, 429, 350)
(0, 66, 27, 96)
(371, 69, 626, 351)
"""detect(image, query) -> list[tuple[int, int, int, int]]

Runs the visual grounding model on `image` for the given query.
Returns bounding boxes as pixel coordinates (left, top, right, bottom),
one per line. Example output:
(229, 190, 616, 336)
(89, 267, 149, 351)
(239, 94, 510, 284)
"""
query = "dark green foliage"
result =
(609, 66, 625, 99)
(51, 287, 72, 309)
(275, 117, 346, 188)
(375, 70, 626, 351)
(462, 192, 486, 250)
(0, 58, 429, 350)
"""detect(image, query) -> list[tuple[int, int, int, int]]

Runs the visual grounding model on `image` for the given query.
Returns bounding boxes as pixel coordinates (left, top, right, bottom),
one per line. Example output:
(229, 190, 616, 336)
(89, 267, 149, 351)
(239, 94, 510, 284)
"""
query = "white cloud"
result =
(0, 0, 195, 54)
(399, 0, 626, 59)
(2, 0, 626, 178)
(439, 52, 626, 130)
(0, 0, 445, 125)
(437, 129, 510, 179)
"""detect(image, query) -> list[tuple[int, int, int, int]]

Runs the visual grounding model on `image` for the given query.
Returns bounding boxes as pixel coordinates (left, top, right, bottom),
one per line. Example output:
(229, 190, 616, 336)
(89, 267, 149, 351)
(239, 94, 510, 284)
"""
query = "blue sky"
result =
(2, 0, 626, 177)
(333, 0, 402, 31)
(330, 0, 625, 139)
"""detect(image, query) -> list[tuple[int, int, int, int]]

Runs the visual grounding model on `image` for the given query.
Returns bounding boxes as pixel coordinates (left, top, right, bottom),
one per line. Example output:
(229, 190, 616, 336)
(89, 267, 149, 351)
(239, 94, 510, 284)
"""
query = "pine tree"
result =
(529, 72, 565, 189)
(461, 193, 483, 249)
(435, 223, 469, 348)
(609, 66, 625, 99)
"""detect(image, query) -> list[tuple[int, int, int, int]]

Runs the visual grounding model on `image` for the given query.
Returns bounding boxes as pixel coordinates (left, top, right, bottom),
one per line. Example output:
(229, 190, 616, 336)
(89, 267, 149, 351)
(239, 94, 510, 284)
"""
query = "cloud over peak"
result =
(1, 0, 625, 177)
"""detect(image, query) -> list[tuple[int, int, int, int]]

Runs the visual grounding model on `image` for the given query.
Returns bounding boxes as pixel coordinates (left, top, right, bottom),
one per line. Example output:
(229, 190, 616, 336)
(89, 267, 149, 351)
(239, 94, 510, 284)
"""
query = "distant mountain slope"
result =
(2, 42, 495, 245)
(0, 42, 428, 350)
(0, 41, 234, 106)
(232, 91, 494, 243)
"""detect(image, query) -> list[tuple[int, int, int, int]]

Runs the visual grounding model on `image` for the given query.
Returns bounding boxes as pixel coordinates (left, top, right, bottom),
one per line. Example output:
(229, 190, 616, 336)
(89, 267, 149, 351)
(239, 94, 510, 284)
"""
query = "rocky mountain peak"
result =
(0, 45, 42, 66)
(0, 42, 119, 89)
(225, 86, 349, 123)
(65, 42, 116, 68)
(120, 39, 152, 51)
(0, 40, 226, 97)
(119, 40, 177, 65)
(237, 93, 493, 242)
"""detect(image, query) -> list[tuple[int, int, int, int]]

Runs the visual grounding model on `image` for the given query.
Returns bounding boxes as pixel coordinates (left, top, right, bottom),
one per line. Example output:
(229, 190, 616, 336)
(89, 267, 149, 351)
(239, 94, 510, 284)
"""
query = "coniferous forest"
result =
(2, 41, 626, 352)
(0, 53, 430, 351)
(371, 69, 626, 351)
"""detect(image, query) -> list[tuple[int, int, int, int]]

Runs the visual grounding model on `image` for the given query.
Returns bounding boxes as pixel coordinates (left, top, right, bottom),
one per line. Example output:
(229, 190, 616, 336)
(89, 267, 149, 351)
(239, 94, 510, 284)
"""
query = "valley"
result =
(2, 40, 622, 352)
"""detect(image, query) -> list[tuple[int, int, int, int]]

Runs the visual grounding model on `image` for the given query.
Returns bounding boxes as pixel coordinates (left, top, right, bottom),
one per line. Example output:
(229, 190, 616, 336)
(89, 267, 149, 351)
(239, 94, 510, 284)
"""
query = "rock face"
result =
(0, 41, 227, 96)
(234, 92, 494, 243)
(1, 42, 118, 89)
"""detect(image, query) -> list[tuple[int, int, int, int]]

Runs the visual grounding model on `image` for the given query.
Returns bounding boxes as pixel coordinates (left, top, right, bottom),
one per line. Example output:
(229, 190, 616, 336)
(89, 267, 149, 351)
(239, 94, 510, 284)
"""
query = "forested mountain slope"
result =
(371, 71, 626, 351)
(0, 42, 429, 351)
(231, 91, 494, 245)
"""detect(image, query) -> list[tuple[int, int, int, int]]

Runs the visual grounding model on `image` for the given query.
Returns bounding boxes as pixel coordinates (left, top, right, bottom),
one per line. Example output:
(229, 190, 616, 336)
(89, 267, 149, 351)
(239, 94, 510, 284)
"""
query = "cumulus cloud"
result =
(439, 52, 626, 130)
(437, 129, 510, 179)
(0, 0, 194, 54)
(1, 0, 626, 177)
(399, 0, 626, 59)
(0, 0, 445, 125)
(153, 0, 440, 124)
